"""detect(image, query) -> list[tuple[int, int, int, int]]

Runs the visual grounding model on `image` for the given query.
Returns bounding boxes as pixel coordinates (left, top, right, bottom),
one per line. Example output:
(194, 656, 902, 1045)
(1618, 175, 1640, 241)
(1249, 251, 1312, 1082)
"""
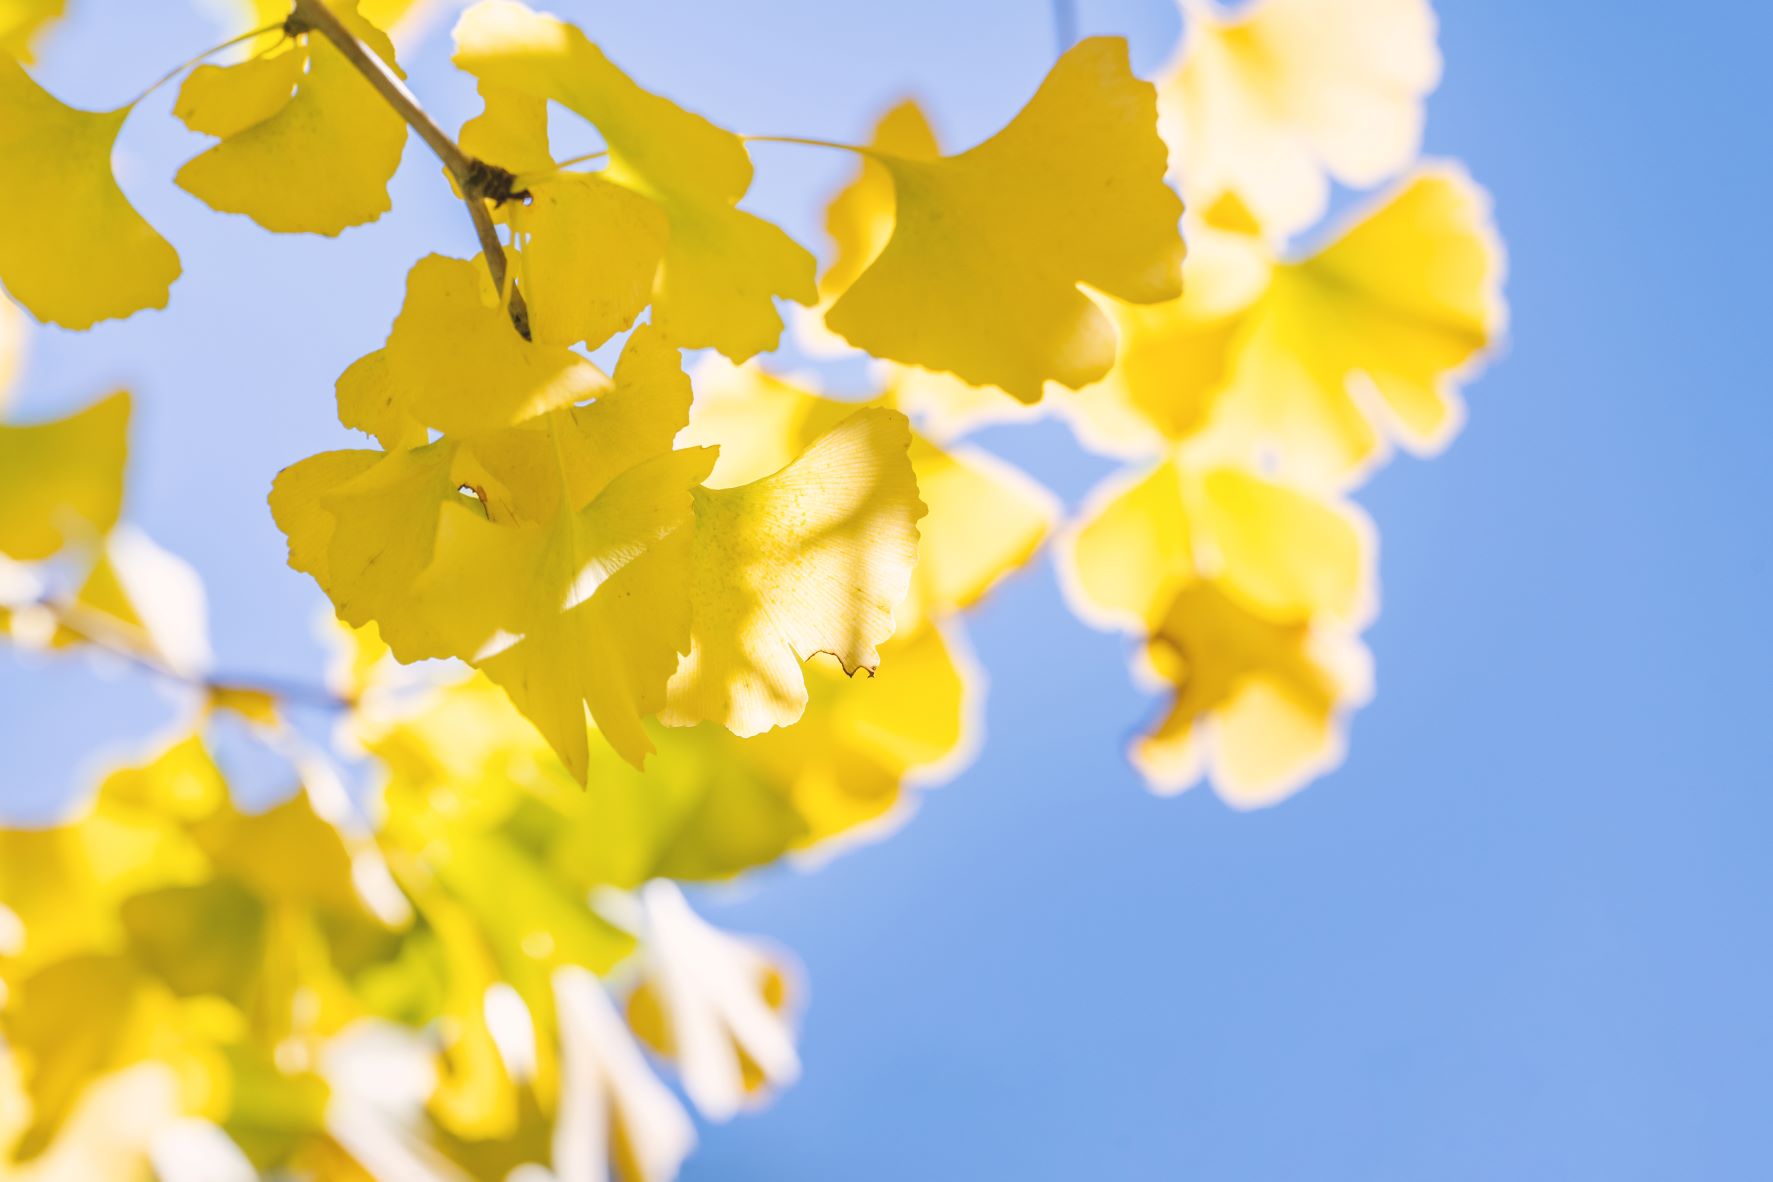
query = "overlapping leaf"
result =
(823, 37, 1185, 401)
(1161, 0, 1441, 235)
(175, 5, 408, 235)
(1065, 169, 1505, 487)
(1062, 460, 1373, 805)
(452, 0, 817, 359)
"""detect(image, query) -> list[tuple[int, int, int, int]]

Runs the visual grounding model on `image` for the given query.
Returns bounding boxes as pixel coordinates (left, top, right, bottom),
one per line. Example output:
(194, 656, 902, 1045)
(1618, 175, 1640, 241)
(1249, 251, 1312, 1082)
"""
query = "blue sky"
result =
(3, 0, 1770, 1177)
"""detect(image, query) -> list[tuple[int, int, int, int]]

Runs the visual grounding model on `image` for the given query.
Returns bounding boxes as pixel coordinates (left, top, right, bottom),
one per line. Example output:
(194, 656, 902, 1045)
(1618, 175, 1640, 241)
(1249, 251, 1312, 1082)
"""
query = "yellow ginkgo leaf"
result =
(173, 35, 304, 140)
(824, 36, 1184, 402)
(820, 99, 939, 300)
(0, 391, 128, 562)
(0, 0, 65, 61)
(1063, 458, 1372, 633)
(1134, 579, 1371, 807)
(663, 409, 925, 738)
(0, 61, 180, 328)
(1062, 459, 1375, 805)
(175, 8, 408, 235)
(452, 0, 817, 360)
(1059, 209, 1271, 459)
(1161, 0, 1441, 235)
(270, 441, 462, 661)
(511, 175, 671, 351)
(1219, 166, 1506, 485)
(377, 254, 608, 437)
(683, 360, 1054, 634)
(457, 79, 553, 178)
(739, 623, 977, 854)
(626, 882, 799, 1121)
(453, 446, 717, 779)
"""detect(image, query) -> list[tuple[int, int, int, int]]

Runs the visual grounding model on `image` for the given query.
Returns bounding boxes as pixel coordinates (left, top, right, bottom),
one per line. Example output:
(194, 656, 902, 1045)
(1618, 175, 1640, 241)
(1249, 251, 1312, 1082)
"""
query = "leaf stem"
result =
(288, 0, 531, 337)
(743, 134, 871, 156)
(129, 21, 288, 108)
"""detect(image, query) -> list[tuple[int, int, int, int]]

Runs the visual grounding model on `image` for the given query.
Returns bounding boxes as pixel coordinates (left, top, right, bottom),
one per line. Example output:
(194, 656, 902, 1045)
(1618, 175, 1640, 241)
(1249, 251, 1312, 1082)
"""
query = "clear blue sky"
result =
(3, 1, 1770, 1177)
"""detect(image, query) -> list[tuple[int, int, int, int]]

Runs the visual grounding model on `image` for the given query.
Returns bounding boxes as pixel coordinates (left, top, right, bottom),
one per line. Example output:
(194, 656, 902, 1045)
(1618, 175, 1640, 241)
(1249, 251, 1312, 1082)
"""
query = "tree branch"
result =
(32, 597, 355, 714)
(288, 0, 530, 337)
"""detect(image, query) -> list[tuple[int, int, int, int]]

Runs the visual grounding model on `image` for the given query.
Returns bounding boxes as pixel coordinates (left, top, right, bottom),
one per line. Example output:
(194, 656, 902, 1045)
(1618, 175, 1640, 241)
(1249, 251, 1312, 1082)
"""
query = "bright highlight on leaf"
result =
(175, 8, 408, 235)
(1161, 0, 1441, 235)
(824, 36, 1185, 402)
(682, 359, 1057, 634)
(453, 0, 818, 359)
(663, 408, 926, 738)
(0, 60, 180, 329)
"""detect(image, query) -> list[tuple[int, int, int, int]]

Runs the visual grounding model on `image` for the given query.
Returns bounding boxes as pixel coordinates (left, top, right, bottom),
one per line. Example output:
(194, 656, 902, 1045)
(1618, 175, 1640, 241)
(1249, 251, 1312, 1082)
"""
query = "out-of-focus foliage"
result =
(0, 0, 1503, 1175)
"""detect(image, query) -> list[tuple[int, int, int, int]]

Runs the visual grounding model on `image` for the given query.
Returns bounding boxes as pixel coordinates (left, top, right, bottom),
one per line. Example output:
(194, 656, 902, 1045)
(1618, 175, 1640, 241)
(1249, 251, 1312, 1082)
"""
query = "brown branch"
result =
(35, 598, 354, 714)
(288, 0, 531, 337)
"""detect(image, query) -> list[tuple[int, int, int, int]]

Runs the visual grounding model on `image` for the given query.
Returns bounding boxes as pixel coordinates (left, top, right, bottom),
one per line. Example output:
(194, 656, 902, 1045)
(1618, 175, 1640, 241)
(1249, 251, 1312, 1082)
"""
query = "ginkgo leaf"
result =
(457, 79, 553, 178)
(1063, 458, 1372, 633)
(0, 391, 129, 561)
(175, 8, 408, 235)
(683, 360, 1056, 635)
(1161, 0, 1441, 235)
(0, 60, 180, 328)
(277, 323, 715, 774)
(270, 440, 462, 660)
(1059, 208, 1271, 458)
(0, 0, 65, 61)
(663, 408, 925, 737)
(453, 0, 817, 360)
(377, 254, 608, 437)
(276, 438, 717, 776)
(449, 446, 717, 779)
(1134, 580, 1371, 807)
(173, 35, 305, 140)
(625, 883, 799, 1121)
(819, 99, 940, 300)
(1062, 459, 1374, 805)
(823, 36, 1184, 401)
(511, 176, 671, 351)
(738, 624, 977, 855)
(1217, 166, 1506, 485)
(1060, 169, 1504, 487)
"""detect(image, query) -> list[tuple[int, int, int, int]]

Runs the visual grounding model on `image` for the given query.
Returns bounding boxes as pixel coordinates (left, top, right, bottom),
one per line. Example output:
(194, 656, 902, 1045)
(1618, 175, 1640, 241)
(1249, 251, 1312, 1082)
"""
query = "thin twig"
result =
(37, 598, 354, 714)
(289, 0, 531, 337)
(129, 21, 289, 108)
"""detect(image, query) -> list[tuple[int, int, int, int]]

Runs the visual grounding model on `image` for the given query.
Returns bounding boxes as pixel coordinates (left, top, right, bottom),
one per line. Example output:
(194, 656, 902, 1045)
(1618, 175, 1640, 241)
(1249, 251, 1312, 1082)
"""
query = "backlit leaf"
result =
(824, 37, 1185, 401)
(0, 61, 179, 328)
(175, 8, 408, 235)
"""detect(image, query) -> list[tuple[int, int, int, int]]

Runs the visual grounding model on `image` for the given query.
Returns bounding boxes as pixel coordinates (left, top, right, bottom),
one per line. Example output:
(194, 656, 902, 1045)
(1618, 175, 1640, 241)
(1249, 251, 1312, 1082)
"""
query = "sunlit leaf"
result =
(824, 37, 1184, 400)
(0, 61, 179, 328)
